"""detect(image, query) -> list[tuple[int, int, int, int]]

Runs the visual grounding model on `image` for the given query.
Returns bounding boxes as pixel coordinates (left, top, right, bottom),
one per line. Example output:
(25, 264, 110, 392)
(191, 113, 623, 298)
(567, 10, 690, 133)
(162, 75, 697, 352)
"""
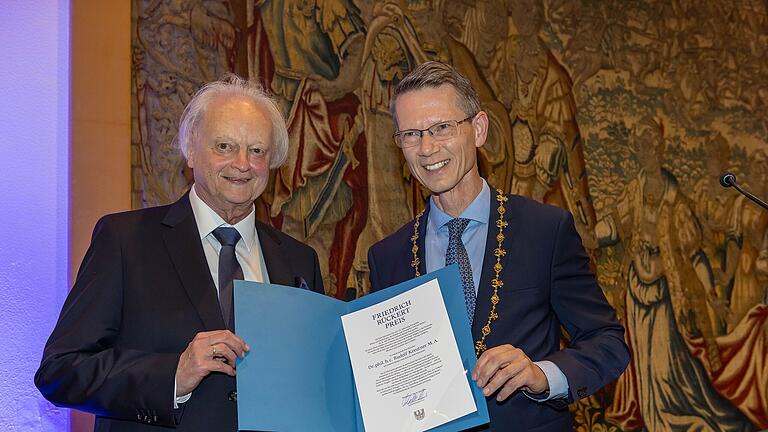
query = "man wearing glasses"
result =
(367, 62, 629, 431)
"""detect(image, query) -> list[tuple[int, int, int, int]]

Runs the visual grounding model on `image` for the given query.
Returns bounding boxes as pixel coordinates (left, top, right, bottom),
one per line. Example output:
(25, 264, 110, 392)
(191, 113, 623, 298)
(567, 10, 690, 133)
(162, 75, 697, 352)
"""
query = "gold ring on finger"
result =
(211, 344, 218, 357)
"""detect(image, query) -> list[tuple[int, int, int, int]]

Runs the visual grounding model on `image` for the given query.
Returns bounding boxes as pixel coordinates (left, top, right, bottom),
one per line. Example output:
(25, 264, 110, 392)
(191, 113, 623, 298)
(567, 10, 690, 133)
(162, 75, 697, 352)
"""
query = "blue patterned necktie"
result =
(446, 218, 475, 324)
(212, 227, 244, 330)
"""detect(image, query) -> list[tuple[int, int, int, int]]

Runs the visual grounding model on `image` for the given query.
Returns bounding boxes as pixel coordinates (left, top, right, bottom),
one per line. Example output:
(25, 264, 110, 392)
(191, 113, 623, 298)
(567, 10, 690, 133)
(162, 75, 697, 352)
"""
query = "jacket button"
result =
(228, 390, 237, 402)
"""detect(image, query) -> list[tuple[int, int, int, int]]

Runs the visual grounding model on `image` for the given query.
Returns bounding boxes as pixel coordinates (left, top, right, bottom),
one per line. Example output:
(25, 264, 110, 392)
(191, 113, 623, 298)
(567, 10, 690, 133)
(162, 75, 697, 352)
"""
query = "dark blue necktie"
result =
(212, 227, 243, 330)
(446, 218, 475, 324)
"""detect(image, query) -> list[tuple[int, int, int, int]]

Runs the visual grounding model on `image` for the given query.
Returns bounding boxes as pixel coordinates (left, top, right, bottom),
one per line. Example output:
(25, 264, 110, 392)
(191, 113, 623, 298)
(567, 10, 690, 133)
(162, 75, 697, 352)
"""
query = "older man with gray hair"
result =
(35, 74, 323, 431)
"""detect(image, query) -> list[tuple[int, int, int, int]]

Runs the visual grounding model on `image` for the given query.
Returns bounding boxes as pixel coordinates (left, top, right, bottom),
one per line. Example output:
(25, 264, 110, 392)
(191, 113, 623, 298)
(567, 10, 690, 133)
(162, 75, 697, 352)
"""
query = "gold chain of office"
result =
(410, 189, 508, 357)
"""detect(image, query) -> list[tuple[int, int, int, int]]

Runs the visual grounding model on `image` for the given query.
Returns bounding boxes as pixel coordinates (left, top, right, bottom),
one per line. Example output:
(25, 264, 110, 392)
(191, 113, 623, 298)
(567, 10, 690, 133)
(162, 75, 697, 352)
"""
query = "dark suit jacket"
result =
(35, 193, 323, 431)
(368, 193, 629, 432)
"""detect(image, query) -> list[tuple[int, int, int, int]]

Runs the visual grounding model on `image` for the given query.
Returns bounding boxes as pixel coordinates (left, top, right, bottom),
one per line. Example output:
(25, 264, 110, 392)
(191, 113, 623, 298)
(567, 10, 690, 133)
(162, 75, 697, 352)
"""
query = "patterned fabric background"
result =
(131, 1, 768, 429)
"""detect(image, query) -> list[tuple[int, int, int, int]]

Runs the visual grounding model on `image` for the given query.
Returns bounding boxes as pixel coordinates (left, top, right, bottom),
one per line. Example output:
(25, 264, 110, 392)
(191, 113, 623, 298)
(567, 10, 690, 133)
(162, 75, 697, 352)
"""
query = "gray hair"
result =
(176, 74, 288, 168)
(389, 61, 482, 128)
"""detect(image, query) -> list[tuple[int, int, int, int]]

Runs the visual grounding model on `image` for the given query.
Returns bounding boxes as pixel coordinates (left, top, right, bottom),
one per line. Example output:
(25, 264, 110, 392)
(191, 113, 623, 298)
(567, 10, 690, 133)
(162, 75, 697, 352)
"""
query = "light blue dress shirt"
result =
(424, 180, 569, 401)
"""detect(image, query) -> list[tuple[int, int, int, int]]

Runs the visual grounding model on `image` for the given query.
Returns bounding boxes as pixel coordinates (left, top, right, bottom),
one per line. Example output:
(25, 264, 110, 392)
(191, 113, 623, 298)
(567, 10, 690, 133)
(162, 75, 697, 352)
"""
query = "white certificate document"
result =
(341, 279, 477, 432)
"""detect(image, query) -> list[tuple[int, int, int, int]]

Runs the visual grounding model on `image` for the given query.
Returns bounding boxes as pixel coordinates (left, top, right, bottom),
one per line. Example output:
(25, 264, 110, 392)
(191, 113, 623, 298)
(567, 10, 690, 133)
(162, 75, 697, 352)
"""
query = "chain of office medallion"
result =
(410, 190, 508, 357)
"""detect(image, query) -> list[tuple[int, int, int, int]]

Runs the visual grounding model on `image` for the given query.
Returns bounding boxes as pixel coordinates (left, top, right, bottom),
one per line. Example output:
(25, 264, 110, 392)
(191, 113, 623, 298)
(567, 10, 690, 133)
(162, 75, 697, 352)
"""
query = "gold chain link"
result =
(410, 190, 508, 357)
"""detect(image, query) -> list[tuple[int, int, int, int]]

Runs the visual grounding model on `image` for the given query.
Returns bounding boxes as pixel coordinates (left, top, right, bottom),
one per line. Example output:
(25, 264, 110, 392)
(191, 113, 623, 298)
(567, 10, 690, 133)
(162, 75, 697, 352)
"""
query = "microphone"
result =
(720, 172, 736, 188)
(720, 172, 768, 210)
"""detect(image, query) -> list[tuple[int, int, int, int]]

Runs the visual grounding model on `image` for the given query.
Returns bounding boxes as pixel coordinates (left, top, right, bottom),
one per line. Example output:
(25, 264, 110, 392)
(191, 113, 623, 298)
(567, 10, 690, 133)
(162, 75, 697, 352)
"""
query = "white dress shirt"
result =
(189, 185, 270, 288)
(175, 185, 270, 407)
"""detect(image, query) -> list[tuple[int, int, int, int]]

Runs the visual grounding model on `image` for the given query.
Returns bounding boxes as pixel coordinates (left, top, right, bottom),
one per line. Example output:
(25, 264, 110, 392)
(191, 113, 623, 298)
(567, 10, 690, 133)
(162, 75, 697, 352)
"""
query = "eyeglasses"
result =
(393, 114, 476, 148)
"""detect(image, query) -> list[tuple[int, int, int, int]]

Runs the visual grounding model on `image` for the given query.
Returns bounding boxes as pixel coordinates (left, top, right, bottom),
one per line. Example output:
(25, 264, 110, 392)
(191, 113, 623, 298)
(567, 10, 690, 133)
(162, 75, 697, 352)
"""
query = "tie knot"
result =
(213, 227, 241, 247)
(447, 218, 470, 237)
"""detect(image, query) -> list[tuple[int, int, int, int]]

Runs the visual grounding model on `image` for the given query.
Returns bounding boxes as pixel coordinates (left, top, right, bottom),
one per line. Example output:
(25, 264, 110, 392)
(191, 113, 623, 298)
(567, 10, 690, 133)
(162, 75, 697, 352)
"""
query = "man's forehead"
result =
(395, 86, 462, 118)
(199, 95, 266, 124)
(194, 95, 271, 142)
(399, 84, 458, 100)
(206, 94, 260, 115)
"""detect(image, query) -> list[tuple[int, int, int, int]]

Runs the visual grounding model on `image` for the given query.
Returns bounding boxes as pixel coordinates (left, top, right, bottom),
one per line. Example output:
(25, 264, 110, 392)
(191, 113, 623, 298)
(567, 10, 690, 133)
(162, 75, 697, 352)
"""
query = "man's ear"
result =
(186, 142, 195, 169)
(473, 111, 489, 149)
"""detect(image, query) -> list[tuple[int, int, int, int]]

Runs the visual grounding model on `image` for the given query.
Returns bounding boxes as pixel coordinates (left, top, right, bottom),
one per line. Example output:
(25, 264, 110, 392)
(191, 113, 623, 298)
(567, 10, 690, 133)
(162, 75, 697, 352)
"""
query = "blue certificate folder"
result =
(234, 265, 490, 431)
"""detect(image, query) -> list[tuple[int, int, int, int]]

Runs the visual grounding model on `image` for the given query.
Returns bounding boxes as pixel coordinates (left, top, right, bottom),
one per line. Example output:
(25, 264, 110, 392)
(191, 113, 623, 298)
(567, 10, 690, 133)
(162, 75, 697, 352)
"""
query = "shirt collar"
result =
(428, 179, 491, 231)
(189, 184, 257, 252)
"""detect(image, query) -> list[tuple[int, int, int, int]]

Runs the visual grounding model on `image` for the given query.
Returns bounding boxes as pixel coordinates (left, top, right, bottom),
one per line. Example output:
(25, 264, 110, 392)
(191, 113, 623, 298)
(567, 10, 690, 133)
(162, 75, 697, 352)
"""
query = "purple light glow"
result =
(0, 1, 70, 431)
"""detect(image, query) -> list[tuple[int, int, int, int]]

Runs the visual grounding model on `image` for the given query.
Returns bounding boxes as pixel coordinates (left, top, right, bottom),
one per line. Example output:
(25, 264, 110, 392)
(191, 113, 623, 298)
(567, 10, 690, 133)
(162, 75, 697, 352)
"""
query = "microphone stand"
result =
(720, 172, 768, 210)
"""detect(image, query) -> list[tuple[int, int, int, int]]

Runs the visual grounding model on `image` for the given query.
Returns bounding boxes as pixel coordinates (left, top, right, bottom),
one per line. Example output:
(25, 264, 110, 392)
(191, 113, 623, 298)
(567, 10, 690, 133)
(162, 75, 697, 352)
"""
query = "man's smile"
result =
(223, 176, 252, 184)
(423, 159, 449, 171)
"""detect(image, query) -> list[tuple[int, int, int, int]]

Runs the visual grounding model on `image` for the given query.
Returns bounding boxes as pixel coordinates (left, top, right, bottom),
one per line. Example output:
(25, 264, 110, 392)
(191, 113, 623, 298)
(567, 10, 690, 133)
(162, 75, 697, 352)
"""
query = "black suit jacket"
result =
(35, 193, 323, 431)
(368, 193, 629, 431)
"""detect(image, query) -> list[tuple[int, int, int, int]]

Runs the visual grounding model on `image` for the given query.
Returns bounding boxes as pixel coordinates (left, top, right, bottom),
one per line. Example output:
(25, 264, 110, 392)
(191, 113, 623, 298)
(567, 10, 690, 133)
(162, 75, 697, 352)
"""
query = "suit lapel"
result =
(473, 191, 515, 339)
(256, 221, 292, 287)
(162, 193, 225, 330)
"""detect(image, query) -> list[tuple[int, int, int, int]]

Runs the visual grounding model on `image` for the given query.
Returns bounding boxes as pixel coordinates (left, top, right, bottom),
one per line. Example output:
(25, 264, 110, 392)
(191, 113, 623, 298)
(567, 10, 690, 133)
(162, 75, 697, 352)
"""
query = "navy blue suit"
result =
(35, 193, 323, 431)
(368, 193, 629, 431)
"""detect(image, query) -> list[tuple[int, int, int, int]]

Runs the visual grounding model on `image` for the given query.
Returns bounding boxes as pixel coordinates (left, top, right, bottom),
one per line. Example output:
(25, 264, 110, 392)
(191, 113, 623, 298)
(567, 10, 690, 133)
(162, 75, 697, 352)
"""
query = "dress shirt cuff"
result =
(523, 360, 569, 402)
(173, 378, 192, 409)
